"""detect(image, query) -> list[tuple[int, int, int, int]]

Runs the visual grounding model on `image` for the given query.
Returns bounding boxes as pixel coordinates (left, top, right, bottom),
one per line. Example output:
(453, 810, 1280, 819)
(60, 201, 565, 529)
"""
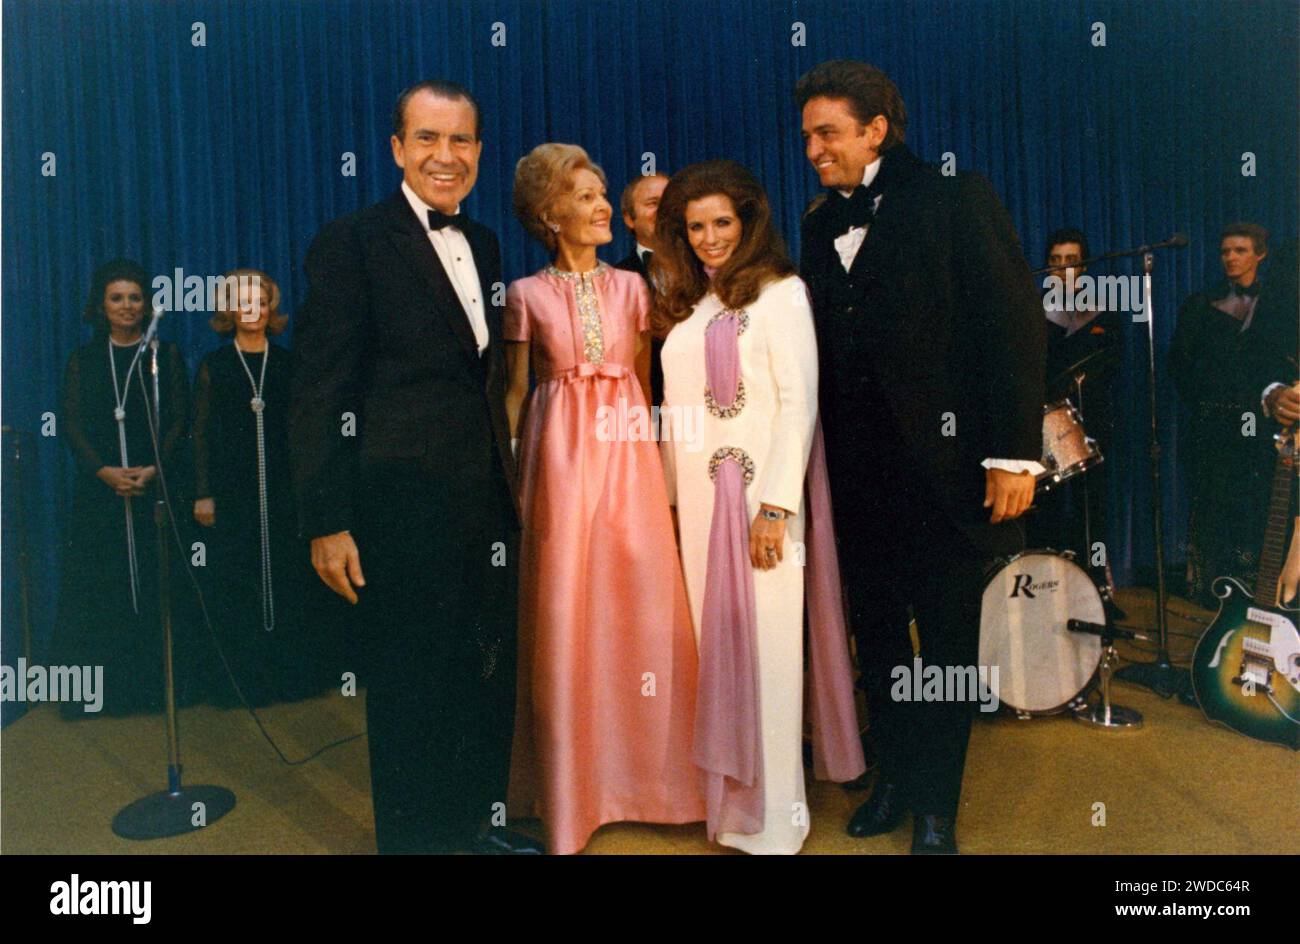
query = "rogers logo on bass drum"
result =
(1009, 574, 1061, 598)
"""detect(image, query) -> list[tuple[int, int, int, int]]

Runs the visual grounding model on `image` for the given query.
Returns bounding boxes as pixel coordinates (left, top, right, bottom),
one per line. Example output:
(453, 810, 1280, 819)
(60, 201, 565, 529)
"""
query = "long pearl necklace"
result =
(234, 341, 275, 632)
(107, 336, 148, 614)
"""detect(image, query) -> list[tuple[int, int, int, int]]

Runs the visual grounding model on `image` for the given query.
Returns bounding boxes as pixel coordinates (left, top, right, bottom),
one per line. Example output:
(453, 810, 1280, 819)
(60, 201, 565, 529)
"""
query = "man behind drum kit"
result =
(1031, 228, 1124, 616)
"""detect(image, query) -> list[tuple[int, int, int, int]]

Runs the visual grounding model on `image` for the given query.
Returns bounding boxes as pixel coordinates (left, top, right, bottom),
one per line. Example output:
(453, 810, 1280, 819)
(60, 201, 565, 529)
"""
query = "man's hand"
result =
(984, 467, 1035, 523)
(311, 531, 366, 604)
(1266, 383, 1300, 425)
(194, 497, 215, 527)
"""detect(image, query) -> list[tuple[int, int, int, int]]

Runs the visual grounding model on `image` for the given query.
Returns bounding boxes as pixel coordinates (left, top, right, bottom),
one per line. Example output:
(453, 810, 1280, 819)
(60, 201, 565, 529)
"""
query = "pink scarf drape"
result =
(693, 305, 865, 841)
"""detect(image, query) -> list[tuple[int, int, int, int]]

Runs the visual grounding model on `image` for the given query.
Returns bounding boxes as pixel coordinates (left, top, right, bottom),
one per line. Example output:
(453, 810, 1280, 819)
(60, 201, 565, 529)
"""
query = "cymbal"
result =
(1049, 345, 1116, 389)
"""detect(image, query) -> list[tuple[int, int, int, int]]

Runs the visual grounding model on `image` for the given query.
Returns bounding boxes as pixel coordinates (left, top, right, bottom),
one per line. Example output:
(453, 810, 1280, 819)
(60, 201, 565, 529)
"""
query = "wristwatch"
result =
(760, 507, 787, 521)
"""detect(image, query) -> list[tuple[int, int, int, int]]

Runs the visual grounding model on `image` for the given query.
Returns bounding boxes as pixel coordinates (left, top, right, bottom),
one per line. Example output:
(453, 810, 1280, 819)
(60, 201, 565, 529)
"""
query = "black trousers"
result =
(351, 461, 518, 853)
(837, 502, 994, 815)
(827, 397, 1021, 815)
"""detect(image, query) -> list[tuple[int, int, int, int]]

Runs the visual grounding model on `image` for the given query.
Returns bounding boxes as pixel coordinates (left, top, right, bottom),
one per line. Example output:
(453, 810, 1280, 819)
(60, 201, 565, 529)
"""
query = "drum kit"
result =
(979, 347, 1145, 728)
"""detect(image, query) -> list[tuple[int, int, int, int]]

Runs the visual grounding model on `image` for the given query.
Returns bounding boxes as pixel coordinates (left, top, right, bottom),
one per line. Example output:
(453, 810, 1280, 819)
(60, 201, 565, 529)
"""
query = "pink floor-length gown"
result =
(504, 262, 704, 854)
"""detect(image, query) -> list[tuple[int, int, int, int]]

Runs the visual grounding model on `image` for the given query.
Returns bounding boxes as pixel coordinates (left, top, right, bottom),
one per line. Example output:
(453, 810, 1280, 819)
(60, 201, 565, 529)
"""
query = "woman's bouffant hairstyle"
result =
(651, 160, 795, 331)
(209, 268, 288, 335)
(83, 258, 150, 328)
(512, 143, 608, 253)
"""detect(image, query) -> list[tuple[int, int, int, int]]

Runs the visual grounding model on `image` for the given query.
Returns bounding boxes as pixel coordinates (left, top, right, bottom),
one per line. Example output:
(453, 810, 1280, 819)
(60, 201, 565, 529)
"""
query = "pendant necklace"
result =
(107, 336, 148, 614)
(235, 342, 275, 632)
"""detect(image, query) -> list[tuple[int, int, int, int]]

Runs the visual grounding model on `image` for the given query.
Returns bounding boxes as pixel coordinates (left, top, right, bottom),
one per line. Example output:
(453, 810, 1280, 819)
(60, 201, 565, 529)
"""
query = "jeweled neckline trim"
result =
(545, 261, 609, 281)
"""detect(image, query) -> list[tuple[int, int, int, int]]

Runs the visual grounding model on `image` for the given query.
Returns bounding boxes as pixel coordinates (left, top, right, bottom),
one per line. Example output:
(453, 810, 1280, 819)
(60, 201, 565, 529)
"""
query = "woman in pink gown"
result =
(503, 144, 704, 854)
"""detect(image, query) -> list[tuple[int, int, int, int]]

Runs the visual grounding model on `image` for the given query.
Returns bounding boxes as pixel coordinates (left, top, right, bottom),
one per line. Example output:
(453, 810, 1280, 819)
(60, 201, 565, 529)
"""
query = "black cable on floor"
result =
(139, 368, 364, 765)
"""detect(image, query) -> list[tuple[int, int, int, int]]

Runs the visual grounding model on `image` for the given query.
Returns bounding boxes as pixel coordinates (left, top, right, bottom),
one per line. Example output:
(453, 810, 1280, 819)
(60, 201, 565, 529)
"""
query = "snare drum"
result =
(979, 549, 1103, 716)
(1037, 400, 1102, 493)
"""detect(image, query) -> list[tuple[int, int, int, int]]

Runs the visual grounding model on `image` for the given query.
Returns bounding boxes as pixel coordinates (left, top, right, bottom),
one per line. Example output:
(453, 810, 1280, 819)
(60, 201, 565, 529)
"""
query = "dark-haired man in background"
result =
(290, 80, 538, 854)
(796, 59, 1045, 854)
(1034, 228, 1123, 610)
(615, 171, 669, 406)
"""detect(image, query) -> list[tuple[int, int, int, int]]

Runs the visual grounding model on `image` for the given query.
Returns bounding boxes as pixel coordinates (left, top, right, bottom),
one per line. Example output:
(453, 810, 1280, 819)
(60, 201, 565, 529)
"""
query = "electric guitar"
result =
(1191, 424, 1300, 750)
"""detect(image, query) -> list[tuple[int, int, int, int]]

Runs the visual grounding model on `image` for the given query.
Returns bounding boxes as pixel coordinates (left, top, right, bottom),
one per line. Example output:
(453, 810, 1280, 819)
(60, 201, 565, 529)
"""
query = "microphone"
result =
(142, 308, 164, 345)
(1030, 234, 1189, 274)
(1137, 233, 1189, 252)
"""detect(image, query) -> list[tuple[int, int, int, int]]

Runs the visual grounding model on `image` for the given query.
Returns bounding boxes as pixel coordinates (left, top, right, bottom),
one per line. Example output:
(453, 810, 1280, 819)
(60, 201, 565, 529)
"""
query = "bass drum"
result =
(979, 549, 1103, 716)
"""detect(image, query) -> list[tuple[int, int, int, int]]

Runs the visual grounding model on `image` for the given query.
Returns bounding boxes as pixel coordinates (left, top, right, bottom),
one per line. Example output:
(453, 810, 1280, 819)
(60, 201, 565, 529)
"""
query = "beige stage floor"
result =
(3, 588, 1296, 854)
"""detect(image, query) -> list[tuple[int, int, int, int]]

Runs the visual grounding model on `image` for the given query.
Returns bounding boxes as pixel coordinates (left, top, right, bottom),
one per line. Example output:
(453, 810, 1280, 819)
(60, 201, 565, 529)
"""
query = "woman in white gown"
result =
(654, 160, 864, 854)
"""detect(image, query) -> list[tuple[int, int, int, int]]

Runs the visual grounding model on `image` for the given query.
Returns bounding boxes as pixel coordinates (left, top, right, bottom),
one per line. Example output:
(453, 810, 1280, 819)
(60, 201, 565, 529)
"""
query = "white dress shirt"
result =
(833, 158, 883, 273)
(401, 180, 489, 355)
(831, 161, 1044, 478)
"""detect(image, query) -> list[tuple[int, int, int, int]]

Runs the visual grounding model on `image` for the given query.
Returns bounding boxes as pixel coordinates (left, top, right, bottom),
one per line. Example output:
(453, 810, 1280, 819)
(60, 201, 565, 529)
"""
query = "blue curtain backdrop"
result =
(3, 0, 1298, 701)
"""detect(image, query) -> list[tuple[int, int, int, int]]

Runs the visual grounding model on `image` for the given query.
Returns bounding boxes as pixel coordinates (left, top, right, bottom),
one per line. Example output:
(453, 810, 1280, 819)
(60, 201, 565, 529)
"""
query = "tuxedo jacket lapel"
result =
(848, 146, 917, 283)
(463, 222, 502, 345)
(382, 191, 482, 362)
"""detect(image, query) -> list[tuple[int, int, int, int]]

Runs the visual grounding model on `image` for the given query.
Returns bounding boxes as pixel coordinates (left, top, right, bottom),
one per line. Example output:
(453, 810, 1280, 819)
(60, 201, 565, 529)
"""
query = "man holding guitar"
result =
(1179, 231, 1300, 749)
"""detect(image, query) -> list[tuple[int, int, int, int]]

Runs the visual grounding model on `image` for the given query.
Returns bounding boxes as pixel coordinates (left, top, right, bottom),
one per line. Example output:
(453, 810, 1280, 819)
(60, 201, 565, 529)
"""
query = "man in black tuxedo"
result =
(1170, 225, 1299, 607)
(1033, 228, 1123, 610)
(290, 80, 537, 854)
(796, 60, 1045, 853)
(614, 171, 668, 405)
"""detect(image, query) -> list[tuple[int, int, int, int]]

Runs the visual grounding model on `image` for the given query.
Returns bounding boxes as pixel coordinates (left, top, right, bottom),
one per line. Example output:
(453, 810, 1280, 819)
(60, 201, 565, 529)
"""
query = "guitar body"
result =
(1191, 577, 1300, 750)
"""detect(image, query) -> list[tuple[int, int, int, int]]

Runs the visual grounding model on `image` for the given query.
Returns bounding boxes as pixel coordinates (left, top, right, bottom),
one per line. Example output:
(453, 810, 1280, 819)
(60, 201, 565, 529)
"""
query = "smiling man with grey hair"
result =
(289, 79, 540, 855)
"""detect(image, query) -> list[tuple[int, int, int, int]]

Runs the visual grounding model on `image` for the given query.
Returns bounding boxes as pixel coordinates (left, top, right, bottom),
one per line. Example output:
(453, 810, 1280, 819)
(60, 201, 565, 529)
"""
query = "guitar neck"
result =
(1257, 442, 1297, 607)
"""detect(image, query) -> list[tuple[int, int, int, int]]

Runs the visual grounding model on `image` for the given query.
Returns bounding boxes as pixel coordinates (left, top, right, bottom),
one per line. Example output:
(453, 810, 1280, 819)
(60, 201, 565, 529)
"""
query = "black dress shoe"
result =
(846, 780, 907, 837)
(911, 814, 958, 854)
(468, 826, 547, 855)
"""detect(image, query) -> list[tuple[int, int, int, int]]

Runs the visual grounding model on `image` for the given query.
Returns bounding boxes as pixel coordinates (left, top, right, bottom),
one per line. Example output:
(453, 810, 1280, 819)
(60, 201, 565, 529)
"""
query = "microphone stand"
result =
(2, 427, 35, 665)
(112, 326, 236, 839)
(1112, 250, 1192, 700)
(1029, 234, 1189, 277)
(1036, 237, 1191, 700)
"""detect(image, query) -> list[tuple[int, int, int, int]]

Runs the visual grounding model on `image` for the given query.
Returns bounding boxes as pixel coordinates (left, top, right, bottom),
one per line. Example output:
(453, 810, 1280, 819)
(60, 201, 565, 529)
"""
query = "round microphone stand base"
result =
(112, 778, 236, 841)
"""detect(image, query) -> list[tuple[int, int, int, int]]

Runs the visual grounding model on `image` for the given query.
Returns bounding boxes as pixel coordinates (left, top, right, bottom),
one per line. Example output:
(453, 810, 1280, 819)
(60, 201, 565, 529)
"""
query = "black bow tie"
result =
(1230, 281, 1260, 297)
(828, 179, 883, 233)
(428, 208, 468, 231)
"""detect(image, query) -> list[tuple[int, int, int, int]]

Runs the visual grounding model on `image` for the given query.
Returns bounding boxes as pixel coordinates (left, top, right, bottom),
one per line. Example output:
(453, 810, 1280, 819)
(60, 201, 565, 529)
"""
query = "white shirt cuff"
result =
(982, 457, 1047, 477)
(1262, 382, 1286, 417)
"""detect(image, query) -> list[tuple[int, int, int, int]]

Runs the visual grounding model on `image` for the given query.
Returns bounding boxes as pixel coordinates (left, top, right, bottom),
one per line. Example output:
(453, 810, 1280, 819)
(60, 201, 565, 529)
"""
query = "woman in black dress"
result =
(192, 269, 324, 706)
(53, 259, 194, 717)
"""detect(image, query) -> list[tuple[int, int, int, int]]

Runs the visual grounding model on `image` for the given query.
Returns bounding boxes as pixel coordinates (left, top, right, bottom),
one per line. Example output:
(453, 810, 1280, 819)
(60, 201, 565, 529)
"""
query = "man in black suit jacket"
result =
(614, 171, 668, 405)
(1033, 228, 1123, 606)
(290, 81, 535, 854)
(1169, 225, 1299, 607)
(796, 60, 1045, 853)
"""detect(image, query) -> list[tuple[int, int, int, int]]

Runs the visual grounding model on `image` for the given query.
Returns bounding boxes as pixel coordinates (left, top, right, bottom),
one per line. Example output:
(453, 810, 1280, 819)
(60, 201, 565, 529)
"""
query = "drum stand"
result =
(1068, 619, 1143, 729)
